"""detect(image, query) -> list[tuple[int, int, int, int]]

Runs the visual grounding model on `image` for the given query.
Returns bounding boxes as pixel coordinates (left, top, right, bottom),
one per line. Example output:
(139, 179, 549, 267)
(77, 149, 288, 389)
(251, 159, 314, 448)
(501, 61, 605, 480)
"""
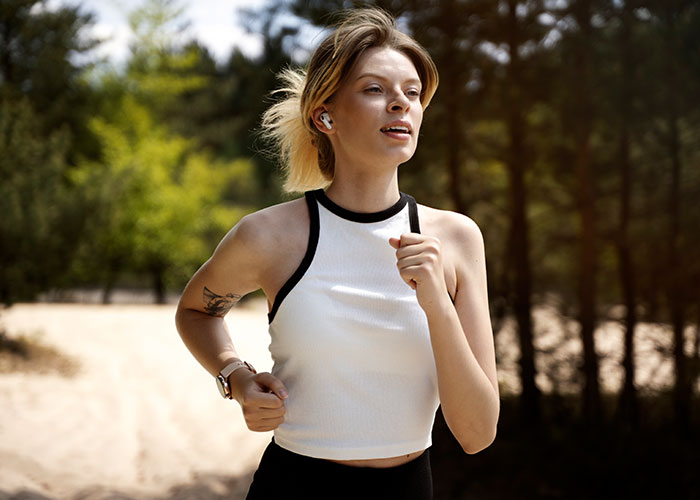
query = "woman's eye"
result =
(366, 86, 382, 93)
(406, 89, 421, 97)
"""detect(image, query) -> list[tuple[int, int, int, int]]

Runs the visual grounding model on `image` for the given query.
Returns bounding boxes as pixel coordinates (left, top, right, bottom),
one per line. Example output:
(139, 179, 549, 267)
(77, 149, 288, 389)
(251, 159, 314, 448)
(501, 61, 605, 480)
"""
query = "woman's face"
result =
(321, 46, 424, 171)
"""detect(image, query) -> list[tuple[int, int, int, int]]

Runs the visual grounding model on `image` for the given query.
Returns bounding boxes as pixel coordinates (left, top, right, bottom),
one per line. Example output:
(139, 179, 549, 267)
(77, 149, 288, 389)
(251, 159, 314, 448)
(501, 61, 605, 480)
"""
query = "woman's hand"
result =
(389, 234, 451, 314)
(230, 370, 288, 432)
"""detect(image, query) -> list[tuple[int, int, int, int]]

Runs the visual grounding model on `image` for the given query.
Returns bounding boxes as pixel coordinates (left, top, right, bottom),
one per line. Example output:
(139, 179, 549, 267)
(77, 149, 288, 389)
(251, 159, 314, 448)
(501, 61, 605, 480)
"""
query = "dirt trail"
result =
(0, 301, 273, 500)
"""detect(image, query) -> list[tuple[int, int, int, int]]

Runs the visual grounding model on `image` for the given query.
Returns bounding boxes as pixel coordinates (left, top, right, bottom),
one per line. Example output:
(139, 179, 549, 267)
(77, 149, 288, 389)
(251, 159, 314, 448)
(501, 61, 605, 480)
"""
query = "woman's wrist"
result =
(419, 285, 454, 318)
(228, 365, 256, 403)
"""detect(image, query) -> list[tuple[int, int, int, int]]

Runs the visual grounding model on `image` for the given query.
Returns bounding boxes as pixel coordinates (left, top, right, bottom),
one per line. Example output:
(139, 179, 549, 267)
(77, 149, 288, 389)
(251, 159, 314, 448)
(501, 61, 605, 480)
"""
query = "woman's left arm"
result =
(390, 214, 499, 454)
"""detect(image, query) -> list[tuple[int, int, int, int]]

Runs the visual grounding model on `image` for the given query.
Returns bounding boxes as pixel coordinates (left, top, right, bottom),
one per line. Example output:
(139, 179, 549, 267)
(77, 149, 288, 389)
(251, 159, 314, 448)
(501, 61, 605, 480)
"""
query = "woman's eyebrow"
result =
(355, 72, 422, 86)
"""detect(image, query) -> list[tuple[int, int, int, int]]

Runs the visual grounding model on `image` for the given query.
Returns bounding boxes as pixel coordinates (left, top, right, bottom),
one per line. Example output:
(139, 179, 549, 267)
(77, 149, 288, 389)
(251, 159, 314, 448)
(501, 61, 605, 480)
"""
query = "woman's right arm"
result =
(175, 214, 288, 432)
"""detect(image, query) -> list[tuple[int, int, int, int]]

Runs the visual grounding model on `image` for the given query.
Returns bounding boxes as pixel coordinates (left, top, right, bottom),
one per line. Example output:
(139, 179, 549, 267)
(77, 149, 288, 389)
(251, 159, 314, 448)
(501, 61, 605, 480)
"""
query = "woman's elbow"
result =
(460, 425, 497, 454)
(453, 402, 499, 454)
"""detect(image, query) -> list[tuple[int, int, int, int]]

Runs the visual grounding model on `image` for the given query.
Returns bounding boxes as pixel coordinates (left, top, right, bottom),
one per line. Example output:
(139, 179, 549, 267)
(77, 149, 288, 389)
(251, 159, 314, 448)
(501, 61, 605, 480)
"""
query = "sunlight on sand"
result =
(495, 303, 699, 395)
(0, 300, 273, 500)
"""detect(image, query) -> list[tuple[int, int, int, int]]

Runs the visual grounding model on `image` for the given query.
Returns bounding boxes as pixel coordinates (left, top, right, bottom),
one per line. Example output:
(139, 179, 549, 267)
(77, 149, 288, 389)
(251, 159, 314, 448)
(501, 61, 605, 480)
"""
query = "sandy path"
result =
(0, 301, 274, 500)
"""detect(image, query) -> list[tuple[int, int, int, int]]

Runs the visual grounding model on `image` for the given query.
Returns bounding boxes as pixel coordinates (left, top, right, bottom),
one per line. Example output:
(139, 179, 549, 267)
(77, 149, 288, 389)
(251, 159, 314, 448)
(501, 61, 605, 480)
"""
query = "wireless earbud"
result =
(320, 112, 332, 130)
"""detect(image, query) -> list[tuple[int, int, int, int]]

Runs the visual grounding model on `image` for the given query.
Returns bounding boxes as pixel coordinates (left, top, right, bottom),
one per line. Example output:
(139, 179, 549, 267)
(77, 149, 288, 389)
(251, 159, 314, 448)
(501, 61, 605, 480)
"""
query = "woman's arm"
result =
(390, 213, 499, 454)
(176, 214, 288, 432)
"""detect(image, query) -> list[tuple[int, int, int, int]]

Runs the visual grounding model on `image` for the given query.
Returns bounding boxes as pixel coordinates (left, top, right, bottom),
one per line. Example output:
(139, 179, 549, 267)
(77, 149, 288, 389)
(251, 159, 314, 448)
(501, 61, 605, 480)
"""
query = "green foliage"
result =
(126, 0, 209, 115)
(0, 99, 84, 304)
(71, 92, 257, 298)
(60, 0, 266, 301)
(0, 0, 102, 306)
(161, 8, 296, 204)
(0, 0, 101, 163)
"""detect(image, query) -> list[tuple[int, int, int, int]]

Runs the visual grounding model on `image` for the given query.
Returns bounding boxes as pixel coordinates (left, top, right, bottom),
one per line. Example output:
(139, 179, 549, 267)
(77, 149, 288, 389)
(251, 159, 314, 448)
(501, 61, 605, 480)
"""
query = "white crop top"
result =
(267, 189, 439, 460)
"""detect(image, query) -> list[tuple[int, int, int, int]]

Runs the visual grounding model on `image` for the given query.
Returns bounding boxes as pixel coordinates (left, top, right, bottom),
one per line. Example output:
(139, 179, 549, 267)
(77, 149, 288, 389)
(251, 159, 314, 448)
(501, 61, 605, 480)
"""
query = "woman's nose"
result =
(388, 90, 410, 112)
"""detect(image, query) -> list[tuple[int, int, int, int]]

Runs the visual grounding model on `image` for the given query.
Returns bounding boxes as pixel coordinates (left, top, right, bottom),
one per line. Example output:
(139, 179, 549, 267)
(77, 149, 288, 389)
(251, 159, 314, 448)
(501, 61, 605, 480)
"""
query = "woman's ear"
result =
(311, 108, 335, 134)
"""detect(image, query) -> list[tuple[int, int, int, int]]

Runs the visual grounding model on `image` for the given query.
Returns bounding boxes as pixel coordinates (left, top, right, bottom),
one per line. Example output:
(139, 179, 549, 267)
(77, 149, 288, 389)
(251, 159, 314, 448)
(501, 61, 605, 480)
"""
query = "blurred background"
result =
(1, 0, 699, 498)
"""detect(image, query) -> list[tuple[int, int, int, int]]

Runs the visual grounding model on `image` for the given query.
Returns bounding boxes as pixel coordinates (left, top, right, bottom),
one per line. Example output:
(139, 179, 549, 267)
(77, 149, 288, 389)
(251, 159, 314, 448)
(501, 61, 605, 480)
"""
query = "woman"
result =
(175, 8, 499, 499)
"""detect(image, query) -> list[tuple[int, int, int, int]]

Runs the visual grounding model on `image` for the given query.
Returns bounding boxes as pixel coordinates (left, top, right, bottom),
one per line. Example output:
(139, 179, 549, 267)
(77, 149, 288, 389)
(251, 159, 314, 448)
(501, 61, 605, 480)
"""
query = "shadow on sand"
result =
(431, 397, 699, 500)
(0, 471, 254, 500)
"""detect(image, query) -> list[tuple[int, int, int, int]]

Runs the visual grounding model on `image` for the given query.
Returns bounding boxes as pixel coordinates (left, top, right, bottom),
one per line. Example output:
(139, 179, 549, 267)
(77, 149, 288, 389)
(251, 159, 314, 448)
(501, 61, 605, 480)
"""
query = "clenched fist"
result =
(230, 370, 288, 432)
(390, 233, 449, 314)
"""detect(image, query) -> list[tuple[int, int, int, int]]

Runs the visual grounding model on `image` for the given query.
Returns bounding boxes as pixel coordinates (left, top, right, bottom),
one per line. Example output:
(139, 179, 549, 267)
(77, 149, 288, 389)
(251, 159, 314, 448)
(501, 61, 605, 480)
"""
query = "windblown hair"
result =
(260, 8, 439, 193)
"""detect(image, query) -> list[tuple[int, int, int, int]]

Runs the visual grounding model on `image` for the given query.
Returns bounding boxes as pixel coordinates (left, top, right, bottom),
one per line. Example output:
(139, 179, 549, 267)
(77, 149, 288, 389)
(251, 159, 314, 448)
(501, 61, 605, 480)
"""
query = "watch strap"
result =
(219, 359, 257, 379)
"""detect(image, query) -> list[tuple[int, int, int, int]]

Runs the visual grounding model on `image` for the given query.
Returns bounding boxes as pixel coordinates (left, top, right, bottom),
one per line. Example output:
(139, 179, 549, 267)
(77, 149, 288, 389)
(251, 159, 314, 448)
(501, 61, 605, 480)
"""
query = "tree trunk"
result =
(152, 263, 167, 305)
(572, 0, 601, 423)
(662, 3, 689, 432)
(443, 0, 466, 214)
(0, 14, 15, 86)
(667, 109, 688, 430)
(505, 0, 539, 424)
(615, 1, 638, 429)
(446, 87, 465, 214)
(616, 125, 638, 428)
(102, 265, 119, 305)
(693, 305, 700, 393)
(508, 147, 539, 424)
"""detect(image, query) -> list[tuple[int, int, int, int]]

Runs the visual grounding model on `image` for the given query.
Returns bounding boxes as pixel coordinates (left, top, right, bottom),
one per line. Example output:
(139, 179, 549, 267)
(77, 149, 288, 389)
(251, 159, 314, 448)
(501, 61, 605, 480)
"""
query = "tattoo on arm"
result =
(203, 286, 241, 317)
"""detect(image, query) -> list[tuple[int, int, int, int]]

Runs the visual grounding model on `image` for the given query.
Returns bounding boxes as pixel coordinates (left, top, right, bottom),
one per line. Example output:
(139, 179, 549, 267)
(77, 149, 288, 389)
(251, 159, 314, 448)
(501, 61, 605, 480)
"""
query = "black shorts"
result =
(246, 439, 433, 500)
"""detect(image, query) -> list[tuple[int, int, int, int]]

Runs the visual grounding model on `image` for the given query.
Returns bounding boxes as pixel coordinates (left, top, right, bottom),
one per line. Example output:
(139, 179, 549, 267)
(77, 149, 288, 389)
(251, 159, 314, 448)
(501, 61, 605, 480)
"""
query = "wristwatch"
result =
(216, 360, 257, 399)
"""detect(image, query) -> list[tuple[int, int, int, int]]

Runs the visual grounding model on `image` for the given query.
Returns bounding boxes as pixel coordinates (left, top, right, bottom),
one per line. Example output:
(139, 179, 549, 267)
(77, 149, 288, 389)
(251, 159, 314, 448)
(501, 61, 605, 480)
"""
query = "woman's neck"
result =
(324, 167, 400, 214)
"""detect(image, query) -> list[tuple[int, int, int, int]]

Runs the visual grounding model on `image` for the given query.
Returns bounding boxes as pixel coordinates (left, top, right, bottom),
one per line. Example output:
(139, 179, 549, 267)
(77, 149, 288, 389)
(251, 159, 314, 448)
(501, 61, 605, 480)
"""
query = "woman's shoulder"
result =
(241, 196, 309, 229)
(179, 196, 310, 307)
(417, 203, 483, 248)
(231, 196, 310, 251)
(417, 204, 486, 283)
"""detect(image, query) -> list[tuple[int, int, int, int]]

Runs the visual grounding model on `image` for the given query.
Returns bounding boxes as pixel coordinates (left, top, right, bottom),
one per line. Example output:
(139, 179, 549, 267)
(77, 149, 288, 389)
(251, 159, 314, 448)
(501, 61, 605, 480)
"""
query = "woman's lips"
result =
(380, 122, 412, 140)
(381, 129, 411, 140)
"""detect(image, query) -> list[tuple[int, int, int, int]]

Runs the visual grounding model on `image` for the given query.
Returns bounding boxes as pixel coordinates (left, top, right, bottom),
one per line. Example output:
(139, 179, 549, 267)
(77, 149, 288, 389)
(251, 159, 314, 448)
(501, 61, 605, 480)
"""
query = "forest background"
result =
(1, 0, 699, 498)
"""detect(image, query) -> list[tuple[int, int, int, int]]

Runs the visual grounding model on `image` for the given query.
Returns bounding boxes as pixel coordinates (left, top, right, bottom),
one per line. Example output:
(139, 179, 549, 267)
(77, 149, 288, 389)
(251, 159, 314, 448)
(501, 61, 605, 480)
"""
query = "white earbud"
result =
(320, 112, 332, 130)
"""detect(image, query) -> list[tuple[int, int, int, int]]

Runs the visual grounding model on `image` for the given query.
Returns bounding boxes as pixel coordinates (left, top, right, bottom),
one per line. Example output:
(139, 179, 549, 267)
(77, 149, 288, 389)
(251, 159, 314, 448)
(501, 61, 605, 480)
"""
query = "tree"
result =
(72, 91, 257, 303)
(125, 0, 207, 117)
(609, 0, 641, 428)
(544, 0, 604, 423)
(644, 0, 700, 430)
(0, 0, 99, 304)
(479, 0, 553, 425)
(68, 0, 261, 302)
(0, 99, 82, 304)
(0, 0, 101, 163)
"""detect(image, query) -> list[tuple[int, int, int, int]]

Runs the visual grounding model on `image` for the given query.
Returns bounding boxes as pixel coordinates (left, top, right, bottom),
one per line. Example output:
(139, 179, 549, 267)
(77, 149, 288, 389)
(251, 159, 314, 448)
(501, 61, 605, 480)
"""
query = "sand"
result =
(0, 301, 274, 500)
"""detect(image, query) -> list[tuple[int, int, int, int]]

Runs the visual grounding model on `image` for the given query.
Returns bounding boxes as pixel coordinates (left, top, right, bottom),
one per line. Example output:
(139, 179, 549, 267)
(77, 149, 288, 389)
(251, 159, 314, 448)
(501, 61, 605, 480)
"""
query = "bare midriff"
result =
(326, 449, 425, 468)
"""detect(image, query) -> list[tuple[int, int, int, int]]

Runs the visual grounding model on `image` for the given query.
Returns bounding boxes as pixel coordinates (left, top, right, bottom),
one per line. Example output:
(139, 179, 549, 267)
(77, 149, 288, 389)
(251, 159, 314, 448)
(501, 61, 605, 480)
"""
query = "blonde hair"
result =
(261, 8, 439, 193)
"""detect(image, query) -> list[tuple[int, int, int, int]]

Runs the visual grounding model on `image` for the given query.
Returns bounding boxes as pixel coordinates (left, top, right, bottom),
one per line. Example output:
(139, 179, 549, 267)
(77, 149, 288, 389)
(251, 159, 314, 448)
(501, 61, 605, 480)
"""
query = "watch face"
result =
(216, 374, 229, 399)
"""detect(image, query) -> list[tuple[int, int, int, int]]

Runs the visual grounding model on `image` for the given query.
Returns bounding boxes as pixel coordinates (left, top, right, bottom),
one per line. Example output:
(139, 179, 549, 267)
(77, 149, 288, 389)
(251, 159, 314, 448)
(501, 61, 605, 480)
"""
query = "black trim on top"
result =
(314, 189, 408, 223)
(406, 194, 420, 234)
(405, 195, 453, 301)
(267, 191, 320, 324)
